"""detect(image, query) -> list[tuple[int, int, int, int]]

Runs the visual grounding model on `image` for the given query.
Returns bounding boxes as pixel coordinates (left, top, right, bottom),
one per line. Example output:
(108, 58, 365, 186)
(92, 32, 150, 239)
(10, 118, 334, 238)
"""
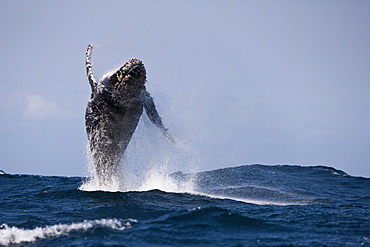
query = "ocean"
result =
(0, 164, 369, 246)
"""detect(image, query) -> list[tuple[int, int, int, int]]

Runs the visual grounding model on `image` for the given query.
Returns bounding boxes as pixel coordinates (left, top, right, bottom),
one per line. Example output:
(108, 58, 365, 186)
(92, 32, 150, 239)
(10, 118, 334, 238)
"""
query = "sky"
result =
(0, 0, 369, 177)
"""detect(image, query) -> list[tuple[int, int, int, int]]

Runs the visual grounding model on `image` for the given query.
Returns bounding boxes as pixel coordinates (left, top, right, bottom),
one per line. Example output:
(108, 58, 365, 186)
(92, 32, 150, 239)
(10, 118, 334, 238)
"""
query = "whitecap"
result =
(0, 218, 136, 246)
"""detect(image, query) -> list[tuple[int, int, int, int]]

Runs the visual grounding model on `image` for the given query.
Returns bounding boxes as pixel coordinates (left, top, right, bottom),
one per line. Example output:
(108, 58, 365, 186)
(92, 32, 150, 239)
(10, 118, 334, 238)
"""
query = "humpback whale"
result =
(85, 45, 174, 184)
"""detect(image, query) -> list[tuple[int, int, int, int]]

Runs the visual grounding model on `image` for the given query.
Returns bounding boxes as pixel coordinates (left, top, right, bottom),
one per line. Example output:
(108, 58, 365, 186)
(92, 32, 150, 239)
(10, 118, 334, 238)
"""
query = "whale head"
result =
(104, 57, 147, 94)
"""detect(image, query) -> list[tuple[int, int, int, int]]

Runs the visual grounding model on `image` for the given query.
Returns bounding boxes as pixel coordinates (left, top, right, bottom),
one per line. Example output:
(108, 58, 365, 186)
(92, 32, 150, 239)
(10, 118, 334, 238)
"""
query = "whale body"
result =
(84, 45, 173, 184)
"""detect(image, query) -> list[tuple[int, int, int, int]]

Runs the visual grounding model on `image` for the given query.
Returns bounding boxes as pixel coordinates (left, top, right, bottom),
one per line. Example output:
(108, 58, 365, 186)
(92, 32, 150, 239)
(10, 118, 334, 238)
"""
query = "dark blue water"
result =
(1, 164, 369, 246)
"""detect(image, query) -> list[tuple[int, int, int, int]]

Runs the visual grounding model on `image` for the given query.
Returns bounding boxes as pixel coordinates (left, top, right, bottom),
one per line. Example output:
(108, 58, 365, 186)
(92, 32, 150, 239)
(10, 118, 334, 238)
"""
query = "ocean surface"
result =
(0, 164, 369, 246)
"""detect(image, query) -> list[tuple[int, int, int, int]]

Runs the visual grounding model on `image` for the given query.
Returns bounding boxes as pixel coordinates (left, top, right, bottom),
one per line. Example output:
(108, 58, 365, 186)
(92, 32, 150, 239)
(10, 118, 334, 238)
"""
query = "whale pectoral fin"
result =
(86, 44, 97, 93)
(161, 128, 176, 143)
(142, 90, 175, 143)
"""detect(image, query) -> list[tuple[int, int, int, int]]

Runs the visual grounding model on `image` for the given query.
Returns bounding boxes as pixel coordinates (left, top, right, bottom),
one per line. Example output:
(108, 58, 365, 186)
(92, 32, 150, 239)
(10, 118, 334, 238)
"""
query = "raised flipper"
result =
(141, 90, 175, 143)
(86, 45, 97, 94)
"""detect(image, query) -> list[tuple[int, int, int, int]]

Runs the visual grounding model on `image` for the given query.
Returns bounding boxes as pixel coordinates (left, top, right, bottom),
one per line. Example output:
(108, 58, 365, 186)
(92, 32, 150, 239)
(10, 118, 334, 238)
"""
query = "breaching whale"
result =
(85, 45, 174, 184)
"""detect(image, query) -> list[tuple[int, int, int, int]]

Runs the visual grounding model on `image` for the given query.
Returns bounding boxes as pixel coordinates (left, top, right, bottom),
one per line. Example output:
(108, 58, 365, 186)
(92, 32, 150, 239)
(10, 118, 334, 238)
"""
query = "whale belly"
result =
(85, 97, 143, 181)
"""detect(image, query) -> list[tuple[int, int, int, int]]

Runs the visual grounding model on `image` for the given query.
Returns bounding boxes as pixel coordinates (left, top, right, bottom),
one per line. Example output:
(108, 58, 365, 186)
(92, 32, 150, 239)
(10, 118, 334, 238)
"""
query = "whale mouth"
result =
(111, 57, 146, 91)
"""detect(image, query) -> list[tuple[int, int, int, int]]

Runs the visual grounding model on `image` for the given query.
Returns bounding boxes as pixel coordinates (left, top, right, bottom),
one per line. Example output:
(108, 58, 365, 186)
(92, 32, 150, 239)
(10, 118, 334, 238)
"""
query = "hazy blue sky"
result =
(1, 1, 369, 177)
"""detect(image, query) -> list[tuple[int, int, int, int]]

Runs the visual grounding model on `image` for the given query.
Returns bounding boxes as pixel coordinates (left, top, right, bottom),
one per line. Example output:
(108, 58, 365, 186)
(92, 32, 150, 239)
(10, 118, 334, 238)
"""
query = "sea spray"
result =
(79, 144, 125, 192)
(137, 161, 196, 193)
(80, 116, 201, 193)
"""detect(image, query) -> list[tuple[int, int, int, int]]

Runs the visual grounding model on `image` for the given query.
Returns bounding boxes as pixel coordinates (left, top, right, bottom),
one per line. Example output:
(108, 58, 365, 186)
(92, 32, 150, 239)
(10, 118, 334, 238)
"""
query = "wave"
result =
(77, 164, 368, 206)
(0, 218, 136, 246)
(168, 164, 351, 205)
(3, 164, 368, 208)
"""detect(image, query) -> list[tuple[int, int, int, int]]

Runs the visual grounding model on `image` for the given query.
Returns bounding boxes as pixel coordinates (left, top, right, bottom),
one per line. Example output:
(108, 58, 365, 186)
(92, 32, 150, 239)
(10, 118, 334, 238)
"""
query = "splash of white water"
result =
(79, 115, 201, 193)
(0, 218, 136, 246)
(79, 145, 126, 192)
(137, 163, 195, 193)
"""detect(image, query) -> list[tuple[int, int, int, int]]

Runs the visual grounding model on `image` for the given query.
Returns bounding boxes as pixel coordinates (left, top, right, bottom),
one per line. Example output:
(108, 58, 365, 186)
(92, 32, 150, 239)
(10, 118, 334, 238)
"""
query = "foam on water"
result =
(0, 218, 136, 246)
